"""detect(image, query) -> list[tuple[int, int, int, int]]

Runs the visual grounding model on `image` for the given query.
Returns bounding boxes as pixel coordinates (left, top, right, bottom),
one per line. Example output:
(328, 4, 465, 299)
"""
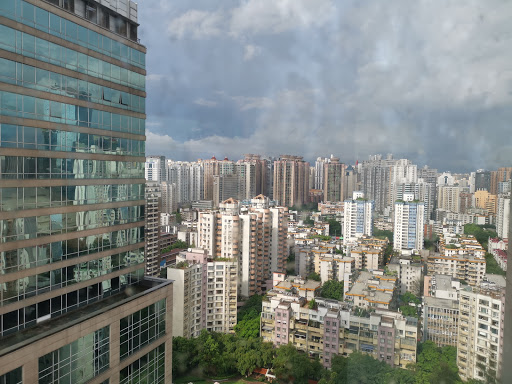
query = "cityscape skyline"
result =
(139, 0, 511, 172)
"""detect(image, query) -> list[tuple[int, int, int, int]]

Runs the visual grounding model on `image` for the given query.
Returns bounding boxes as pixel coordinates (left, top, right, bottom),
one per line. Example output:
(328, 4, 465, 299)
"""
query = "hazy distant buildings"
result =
(273, 155, 310, 207)
(361, 154, 396, 213)
(438, 186, 461, 213)
(491, 168, 512, 195)
(475, 170, 491, 192)
(323, 157, 345, 202)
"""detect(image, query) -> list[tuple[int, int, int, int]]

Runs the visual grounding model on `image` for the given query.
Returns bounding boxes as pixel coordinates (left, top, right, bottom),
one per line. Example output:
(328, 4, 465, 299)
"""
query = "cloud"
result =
(167, 10, 224, 39)
(140, 0, 512, 171)
(165, 0, 335, 40)
(230, 0, 335, 37)
(231, 95, 273, 111)
(194, 98, 218, 107)
(243, 44, 261, 61)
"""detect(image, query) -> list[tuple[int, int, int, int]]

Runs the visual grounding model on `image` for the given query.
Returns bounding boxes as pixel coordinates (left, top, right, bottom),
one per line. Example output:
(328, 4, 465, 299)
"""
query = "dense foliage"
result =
(308, 272, 322, 281)
(398, 292, 421, 319)
(173, 331, 319, 381)
(319, 342, 468, 384)
(291, 202, 319, 211)
(321, 280, 344, 301)
(161, 240, 189, 254)
(174, 332, 482, 384)
(463, 224, 497, 249)
(235, 295, 263, 338)
(373, 228, 393, 242)
(328, 219, 342, 237)
(484, 252, 506, 276)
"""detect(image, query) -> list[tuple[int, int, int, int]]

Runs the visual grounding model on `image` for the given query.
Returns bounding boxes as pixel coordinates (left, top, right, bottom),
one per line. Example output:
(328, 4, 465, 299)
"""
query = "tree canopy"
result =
(321, 280, 344, 301)
(235, 295, 263, 339)
(463, 224, 497, 248)
(328, 219, 342, 237)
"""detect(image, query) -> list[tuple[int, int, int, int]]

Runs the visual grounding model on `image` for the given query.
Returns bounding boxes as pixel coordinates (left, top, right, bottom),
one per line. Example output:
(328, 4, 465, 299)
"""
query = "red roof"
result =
(253, 368, 268, 375)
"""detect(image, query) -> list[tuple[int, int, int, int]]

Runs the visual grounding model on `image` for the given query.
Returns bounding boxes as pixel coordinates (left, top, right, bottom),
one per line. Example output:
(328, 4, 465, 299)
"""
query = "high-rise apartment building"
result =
(145, 182, 161, 276)
(0, 1, 172, 382)
(475, 170, 491, 192)
(273, 155, 310, 207)
(361, 154, 396, 213)
(200, 156, 235, 201)
(323, 157, 345, 202)
(166, 160, 204, 204)
(497, 196, 510, 240)
(343, 165, 357, 201)
(474, 189, 498, 215)
(145, 155, 166, 182)
(167, 249, 238, 337)
(437, 186, 461, 213)
(490, 167, 512, 195)
(198, 196, 287, 297)
(238, 154, 269, 198)
(393, 193, 424, 252)
(314, 156, 329, 190)
(457, 278, 506, 382)
(343, 191, 374, 244)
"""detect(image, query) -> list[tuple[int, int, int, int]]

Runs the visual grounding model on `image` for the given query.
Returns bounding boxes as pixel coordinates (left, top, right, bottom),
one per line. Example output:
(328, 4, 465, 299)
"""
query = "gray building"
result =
(0, 0, 172, 382)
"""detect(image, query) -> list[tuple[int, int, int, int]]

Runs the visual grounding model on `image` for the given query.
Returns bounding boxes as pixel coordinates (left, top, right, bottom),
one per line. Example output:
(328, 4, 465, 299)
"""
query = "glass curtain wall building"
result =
(0, 0, 172, 383)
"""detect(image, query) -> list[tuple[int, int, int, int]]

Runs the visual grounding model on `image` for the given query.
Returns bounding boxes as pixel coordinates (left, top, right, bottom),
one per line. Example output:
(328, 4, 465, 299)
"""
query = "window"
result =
(63, 0, 74, 12)
(85, 2, 97, 23)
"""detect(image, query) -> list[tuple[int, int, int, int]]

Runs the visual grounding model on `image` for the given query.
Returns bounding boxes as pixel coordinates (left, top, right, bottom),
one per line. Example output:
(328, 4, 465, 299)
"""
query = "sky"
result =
(138, 0, 512, 172)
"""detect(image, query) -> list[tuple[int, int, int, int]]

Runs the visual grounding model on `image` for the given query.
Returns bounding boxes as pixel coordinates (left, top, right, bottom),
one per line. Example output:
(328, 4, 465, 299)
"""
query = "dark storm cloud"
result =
(138, 0, 512, 172)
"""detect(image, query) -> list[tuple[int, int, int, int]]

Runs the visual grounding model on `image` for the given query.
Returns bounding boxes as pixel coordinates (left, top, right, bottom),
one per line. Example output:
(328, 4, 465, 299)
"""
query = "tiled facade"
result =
(168, 249, 238, 337)
(261, 287, 417, 369)
(457, 282, 506, 381)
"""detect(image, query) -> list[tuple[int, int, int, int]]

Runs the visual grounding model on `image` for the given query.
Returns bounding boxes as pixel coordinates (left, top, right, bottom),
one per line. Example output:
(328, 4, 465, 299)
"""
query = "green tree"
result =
(172, 336, 199, 379)
(344, 351, 393, 383)
(463, 224, 497, 249)
(273, 344, 320, 384)
(484, 252, 506, 276)
(401, 292, 420, 305)
(321, 280, 344, 301)
(308, 272, 321, 281)
(414, 341, 462, 384)
(328, 219, 342, 237)
(235, 295, 263, 338)
(373, 228, 393, 242)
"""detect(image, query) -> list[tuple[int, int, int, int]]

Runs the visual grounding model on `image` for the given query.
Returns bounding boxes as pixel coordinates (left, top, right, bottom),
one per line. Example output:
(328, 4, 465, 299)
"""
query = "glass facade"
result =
(0, 1, 169, 382)
(0, 0, 145, 69)
(0, 183, 145, 212)
(0, 24, 145, 90)
(120, 299, 166, 359)
(1, 268, 145, 337)
(0, 367, 22, 384)
(1, 247, 144, 305)
(119, 343, 166, 384)
(39, 326, 110, 384)
(1, 227, 144, 274)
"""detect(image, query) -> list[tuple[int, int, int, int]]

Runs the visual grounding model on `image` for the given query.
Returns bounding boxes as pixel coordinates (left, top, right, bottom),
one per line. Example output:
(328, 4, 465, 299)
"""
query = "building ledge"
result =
(0, 277, 172, 358)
